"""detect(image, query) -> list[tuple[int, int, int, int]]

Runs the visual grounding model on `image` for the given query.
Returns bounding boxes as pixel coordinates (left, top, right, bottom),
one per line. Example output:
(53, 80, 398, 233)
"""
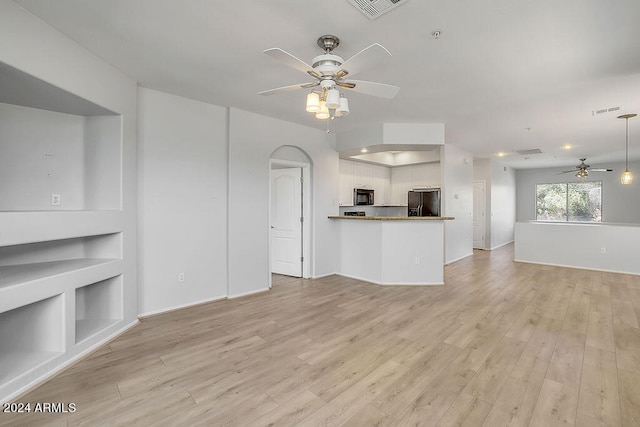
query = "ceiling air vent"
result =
(592, 106, 622, 116)
(516, 148, 543, 155)
(347, 0, 408, 20)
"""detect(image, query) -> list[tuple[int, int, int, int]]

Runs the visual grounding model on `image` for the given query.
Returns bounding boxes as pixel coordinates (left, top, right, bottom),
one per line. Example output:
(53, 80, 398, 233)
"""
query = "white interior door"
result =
(271, 168, 302, 277)
(473, 181, 486, 249)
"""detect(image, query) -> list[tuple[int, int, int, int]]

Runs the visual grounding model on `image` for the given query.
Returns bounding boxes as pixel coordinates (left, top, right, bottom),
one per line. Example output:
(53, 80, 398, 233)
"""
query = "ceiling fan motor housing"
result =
(312, 54, 344, 76)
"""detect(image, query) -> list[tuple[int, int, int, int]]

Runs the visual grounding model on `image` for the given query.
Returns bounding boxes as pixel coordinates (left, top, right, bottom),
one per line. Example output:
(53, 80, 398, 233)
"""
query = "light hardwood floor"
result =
(2, 244, 640, 426)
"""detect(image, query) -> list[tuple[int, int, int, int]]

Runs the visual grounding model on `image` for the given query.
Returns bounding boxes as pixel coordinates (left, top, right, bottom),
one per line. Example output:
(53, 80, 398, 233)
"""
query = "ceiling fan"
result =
(559, 158, 613, 178)
(259, 35, 399, 119)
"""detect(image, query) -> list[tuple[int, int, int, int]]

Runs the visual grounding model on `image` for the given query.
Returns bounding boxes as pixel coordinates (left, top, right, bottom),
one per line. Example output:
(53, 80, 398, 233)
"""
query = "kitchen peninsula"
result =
(329, 215, 454, 285)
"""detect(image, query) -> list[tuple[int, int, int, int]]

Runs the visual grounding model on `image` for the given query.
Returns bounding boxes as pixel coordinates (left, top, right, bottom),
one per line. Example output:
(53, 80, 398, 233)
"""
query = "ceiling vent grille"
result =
(347, 0, 408, 20)
(592, 106, 622, 116)
(516, 148, 543, 155)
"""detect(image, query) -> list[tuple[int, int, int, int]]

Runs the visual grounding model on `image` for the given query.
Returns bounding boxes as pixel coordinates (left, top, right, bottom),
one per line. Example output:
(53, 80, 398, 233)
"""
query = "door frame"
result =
(472, 180, 486, 250)
(268, 159, 311, 287)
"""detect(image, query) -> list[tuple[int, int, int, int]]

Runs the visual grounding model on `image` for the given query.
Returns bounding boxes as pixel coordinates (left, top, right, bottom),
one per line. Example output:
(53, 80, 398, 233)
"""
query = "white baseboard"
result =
(445, 252, 473, 265)
(139, 295, 227, 318)
(513, 258, 640, 276)
(336, 273, 443, 286)
(227, 287, 270, 299)
(312, 272, 337, 279)
(491, 240, 514, 250)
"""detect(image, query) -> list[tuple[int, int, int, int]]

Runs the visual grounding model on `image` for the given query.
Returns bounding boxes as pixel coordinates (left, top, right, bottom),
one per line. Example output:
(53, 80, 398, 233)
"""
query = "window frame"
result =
(535, 180, 603, 223)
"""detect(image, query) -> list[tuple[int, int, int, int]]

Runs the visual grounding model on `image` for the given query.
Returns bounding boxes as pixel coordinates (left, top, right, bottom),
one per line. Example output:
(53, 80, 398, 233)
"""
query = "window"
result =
(536, 181, 602, 222)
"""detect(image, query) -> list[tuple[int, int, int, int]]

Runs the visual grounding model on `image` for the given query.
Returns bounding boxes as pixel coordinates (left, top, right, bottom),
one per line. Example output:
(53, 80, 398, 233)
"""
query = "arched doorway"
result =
(269, 146, 312, 286)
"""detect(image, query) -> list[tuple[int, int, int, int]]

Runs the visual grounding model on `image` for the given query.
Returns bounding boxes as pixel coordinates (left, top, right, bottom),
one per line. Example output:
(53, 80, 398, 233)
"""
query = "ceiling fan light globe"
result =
(336, 97, 350, 117)
(305, 92, 320, 112)
(621, 169, 634, 185)
(325, 88, 340, 109)
(315, 101, 330, 119)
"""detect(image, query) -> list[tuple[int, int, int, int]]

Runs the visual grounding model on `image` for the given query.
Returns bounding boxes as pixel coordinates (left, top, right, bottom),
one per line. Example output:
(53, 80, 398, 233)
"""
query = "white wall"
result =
(473, 158, 516, 250)
(137, 99, 340, 309)
(515, 222, 640, 275)
(489, 160, 516, 248)
(137, 88, 228, 315)
(473, 158, 491, 249)
(442, 145, 474, 263)
(0, 103, 85, 210)
(228, 108, 339, 297)
(516, 160, 640, 224)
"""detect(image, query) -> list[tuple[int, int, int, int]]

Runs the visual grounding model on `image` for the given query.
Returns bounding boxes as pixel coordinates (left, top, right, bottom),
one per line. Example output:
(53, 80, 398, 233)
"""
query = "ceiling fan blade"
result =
(342, 79, 400, 98)
(258, 82, 318, 96)
(336, 82, 356, 89)
(558, 170, 578, 174)
(338, 43, 392, 78)
(264, 48, 315, 75)
(589, 168, 613, 172)
(335, 69, 349, 79)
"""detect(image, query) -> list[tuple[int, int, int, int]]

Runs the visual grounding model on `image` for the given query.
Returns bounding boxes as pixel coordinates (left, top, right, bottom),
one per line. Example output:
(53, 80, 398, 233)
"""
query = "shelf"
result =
(0, 211, 123, 246)
(0, 233, 122, 289)
(0, 259, 119, 290)
(75, 275, 122, 344)
(0, 295, 64, 383)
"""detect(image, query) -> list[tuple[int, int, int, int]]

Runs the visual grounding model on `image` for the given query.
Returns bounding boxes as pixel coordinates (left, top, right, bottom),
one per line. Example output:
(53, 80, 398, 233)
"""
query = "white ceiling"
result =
(13, 0, 640, 169)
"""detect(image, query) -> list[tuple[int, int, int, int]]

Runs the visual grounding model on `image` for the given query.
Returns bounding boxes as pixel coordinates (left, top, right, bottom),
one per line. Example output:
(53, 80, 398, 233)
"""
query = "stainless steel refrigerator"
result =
(408, 189, 441, 217)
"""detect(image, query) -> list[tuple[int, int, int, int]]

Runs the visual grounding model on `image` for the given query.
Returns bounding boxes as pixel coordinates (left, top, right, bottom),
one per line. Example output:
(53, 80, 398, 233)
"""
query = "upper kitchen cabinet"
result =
(372, 165, 391, 206)
(353, 162, 373, 189)
(0, 62, 121, 212)
(391, 166, 412, 206)
(339, 159, 354, 206)
(390, 163, 441, 206)
(411, 163, 441, 189)
(340, 159, 392, 206)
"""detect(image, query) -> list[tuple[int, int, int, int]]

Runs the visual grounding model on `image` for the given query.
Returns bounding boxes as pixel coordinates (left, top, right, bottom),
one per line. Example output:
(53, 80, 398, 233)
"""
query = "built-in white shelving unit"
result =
(0, 295, 64, 384)
(0, 60, 128, 402)
(75, 275, 122, 343)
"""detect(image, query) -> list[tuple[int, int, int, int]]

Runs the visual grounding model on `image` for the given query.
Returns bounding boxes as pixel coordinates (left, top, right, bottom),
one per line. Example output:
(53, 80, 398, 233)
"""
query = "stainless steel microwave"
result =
(354, 188, 374, 205)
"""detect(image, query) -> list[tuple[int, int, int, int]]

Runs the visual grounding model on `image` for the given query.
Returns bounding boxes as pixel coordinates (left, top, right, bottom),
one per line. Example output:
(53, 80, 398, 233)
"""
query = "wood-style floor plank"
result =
(2, 244, 640, 426)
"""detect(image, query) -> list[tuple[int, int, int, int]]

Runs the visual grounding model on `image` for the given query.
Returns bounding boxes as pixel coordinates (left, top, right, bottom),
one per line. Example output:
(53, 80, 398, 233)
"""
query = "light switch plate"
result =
(51, 194, 61, 206)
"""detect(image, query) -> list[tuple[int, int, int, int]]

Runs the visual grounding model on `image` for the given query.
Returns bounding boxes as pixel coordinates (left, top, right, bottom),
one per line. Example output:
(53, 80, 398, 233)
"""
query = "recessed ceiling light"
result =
(563, 144, 573, 150)
(496, 152, 507, 157)
(360, 148, 368, 153)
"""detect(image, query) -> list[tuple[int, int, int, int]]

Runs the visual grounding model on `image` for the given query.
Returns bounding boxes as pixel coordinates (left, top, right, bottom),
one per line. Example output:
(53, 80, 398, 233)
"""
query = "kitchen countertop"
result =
(328, 216, 455, 221)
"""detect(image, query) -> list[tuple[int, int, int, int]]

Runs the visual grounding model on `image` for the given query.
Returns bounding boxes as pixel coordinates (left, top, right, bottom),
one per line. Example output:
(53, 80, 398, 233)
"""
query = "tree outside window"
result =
(536, 181, 602, 222)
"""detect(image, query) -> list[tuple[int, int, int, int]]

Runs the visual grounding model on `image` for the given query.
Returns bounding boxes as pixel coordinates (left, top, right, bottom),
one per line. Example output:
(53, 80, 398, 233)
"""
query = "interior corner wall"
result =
(0, 1, 138, 321)
(442, 144, 473, 263)
(228, 108, 338, 297)
(489, 160, 516, 249)
(137, 88, 228, 315)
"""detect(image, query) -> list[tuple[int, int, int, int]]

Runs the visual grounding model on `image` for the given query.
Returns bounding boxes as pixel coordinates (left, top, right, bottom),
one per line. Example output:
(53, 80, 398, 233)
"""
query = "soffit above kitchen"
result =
(338, 123, 443, 166)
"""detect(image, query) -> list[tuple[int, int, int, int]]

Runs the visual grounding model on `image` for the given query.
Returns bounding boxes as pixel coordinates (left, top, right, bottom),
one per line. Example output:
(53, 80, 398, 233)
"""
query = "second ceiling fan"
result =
(559, 158, 613, 178)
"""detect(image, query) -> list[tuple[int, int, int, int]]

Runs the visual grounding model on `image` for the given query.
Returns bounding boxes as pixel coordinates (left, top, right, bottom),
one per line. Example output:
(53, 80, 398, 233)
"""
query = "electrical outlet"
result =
(51, 194, 61, 206)
(600, 247, 606, 254)
(178, 272, 185, 282)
